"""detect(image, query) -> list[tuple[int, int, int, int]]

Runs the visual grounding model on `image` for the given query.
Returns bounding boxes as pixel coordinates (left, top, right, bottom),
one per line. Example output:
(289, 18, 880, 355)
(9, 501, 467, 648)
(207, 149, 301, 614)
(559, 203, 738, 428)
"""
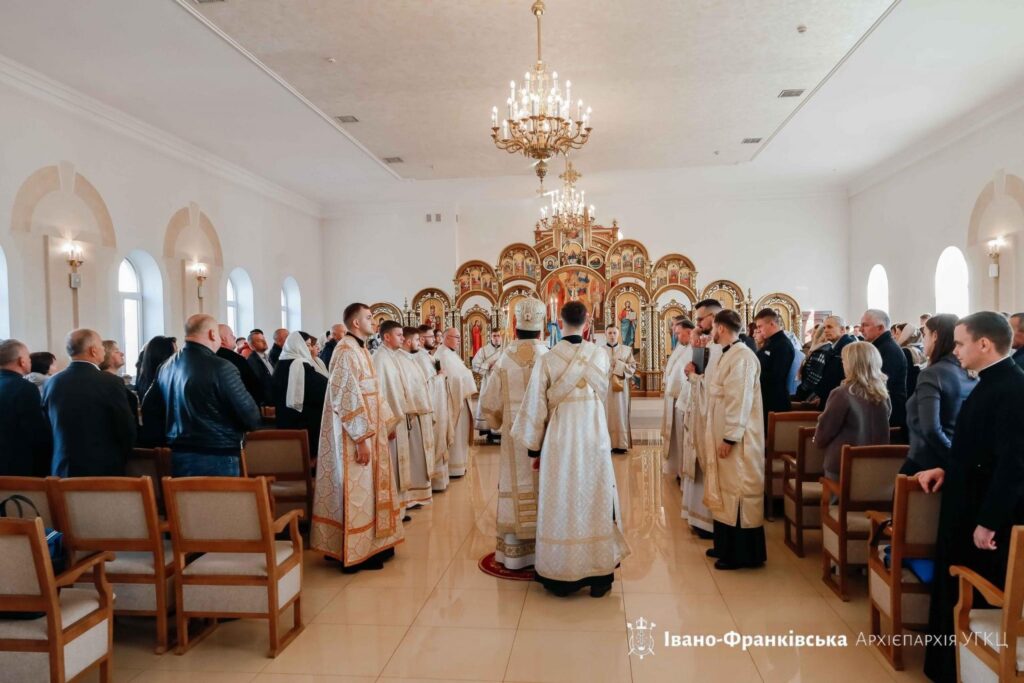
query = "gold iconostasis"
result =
(371, 220, 802, 396)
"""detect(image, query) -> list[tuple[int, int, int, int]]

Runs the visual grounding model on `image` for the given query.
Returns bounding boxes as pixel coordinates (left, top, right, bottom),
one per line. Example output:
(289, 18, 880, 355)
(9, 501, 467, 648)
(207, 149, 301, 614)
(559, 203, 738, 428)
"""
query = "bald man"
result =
(0, 339, 52, 476)
(320, 323, 347, 368)
(214, 323, 264, 405)
(436, 327, 477, 477)
(44, 328, 137, 477)
(269, 327, 288, 366)
(141, 314, 261, 476)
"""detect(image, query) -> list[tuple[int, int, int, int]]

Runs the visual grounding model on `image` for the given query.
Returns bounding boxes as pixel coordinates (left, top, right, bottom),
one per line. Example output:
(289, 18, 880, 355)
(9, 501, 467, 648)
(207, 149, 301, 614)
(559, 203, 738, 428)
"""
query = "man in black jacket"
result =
(859, 308, 907, 430)
(269, 328, 288, 366)
(0, 339, 52, 476)
(754, 308, 795, 430)
(143, 314, 261, 477)
(1011, 312, 1024, 370)
(814, 315, 856, 405)
(216, 323, 264, 405)
(918, 312, 1024, 681)
(43, 329, 137, 477)
(246, 328, 274, 404)
(319, 323, 346, 368)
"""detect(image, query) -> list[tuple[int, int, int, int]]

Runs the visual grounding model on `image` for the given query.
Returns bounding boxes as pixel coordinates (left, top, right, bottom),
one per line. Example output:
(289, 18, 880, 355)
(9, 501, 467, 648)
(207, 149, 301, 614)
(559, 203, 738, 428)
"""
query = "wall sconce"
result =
(190, 261, 208, 311)
(987, 236, 1006, 309)
(64, 241, 84, 289)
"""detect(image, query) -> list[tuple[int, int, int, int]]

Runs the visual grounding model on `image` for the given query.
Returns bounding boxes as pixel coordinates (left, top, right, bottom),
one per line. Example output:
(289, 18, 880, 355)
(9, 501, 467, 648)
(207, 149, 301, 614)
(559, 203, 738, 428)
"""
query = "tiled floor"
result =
(89, 404, 932, 682)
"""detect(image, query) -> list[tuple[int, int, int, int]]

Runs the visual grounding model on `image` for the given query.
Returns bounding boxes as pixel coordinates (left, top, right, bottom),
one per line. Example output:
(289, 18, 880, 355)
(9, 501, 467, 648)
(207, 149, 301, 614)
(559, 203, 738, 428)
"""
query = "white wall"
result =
(0, 74, 325, 357)
(849, 102, 1024, 323)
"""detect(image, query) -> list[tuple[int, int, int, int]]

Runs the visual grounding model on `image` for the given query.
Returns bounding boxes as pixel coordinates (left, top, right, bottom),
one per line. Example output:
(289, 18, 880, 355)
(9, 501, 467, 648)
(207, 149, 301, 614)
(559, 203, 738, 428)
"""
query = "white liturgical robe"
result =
(511, 340, 630, 583)
(415, 349, 453, 492)
(682, 343, 722, 533)
(660, 343, 693, 481)
(604, 343, 637, 450)
(478, 338, 547, 570)
(472, 342, 503, 432)
(436, 345, 477, 477)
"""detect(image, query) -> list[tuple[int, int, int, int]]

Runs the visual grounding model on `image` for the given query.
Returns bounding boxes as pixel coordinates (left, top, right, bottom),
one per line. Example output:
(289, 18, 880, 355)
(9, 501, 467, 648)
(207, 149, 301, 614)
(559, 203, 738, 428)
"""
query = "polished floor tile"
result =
(381, 626, 517, 680)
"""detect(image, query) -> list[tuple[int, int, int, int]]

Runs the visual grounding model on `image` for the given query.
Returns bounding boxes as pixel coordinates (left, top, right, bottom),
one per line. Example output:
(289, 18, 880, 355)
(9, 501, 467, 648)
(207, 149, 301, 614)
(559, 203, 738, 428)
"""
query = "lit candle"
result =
(502, 119, 509, 139)
(491, 106, 498, 127)
(577, 99, 583, 121)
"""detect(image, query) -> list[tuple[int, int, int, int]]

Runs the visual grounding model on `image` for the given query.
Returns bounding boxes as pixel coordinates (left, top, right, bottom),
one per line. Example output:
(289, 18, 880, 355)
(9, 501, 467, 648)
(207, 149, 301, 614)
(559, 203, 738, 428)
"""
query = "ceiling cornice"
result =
(0, 53, 324, 218)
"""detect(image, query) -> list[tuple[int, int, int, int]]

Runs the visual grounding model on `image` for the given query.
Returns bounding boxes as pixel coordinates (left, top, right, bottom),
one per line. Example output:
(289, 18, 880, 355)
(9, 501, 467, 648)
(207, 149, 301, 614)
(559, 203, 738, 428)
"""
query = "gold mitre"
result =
(515, 297, 546, 332)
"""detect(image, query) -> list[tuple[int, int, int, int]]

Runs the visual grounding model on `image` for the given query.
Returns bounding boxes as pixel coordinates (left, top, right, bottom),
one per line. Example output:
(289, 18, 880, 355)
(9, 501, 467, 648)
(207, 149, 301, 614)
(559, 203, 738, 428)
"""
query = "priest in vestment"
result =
(661, 317, 695, 483)
(701, 309, 767, 570)
(415, 324, 452, 492)
(604, 326, 637, 453)
(311, 303, 403, 573)
(512, 301, 630, 597)
(478, 298, 548, 570)
(438, 327, 477, 477)
(472, 329, 504, 444)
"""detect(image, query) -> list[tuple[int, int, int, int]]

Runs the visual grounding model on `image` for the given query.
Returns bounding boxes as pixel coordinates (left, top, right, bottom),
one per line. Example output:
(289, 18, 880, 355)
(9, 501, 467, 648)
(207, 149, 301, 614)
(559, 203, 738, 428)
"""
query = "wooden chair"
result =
(0, 517, 114, 682)
(765, 411, 820, 520)
(242, 430, 314, 521)
(952, 525, 1024, 682)
(781, 427, 825, 557)
(52, 477, 176, 654)
(820, 444, 907, 600)
(126, 447, 172, 514)
(162, 476, 304, 657)
(866, 475, 941, 670)
(0, 476, 59, 529)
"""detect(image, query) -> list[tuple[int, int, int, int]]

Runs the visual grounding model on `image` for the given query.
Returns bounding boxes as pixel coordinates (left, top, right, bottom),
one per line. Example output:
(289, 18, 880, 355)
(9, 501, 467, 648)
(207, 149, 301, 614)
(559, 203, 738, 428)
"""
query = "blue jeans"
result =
(171, 452, 241, 477)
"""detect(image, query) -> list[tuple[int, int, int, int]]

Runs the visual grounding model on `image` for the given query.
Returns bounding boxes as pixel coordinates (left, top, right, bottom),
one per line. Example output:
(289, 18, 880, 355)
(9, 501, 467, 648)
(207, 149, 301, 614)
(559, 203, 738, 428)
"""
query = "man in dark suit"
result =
(1011, 312, 1024, 370)
(43, 329, 137, 477)
(269, 328, 288, 366)
(216, 323, 264, 405)
(319, 323, 346, 368)
(0, 339, 52, 476)
(246, 329, 275, 404)
(859, 309, 908, 430)
(814, 315, 856, 405)
(754, 308, 795, 429)
(918, 312, 1024, 681)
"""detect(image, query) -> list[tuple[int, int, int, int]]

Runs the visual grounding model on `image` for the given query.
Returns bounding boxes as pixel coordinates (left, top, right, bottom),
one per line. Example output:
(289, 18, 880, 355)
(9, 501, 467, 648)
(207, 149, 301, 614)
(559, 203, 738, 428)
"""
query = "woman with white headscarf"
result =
(271, 331, 329, 452)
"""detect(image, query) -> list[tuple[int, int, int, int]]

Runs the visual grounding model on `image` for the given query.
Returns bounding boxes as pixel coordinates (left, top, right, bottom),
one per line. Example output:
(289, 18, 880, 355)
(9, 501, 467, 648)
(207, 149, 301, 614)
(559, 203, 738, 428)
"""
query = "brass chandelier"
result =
(538, 161, 596, 231)
(490, 0, 592, 187)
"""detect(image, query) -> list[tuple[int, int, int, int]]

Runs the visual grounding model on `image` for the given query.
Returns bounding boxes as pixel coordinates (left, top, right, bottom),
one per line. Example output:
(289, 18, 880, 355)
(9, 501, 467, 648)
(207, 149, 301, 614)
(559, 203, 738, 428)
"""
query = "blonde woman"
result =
(813, 341, 892, 480)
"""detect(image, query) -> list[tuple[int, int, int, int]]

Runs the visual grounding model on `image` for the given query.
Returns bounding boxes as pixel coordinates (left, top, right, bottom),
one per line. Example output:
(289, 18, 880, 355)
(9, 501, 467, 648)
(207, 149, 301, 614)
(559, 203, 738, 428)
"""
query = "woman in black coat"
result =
(271, 331, 328, 453)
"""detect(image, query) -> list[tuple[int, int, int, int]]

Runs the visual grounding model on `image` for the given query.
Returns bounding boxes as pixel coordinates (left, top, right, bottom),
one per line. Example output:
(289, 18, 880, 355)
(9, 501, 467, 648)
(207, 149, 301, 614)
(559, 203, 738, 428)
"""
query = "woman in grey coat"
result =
(900, 314, 977, 474)
(814, 341, 892, 480)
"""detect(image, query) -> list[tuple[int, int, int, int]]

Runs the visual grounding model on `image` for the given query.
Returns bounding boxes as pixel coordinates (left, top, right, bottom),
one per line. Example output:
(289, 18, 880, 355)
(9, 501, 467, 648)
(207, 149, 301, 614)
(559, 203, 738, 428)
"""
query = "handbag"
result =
(0, 495, 64, 619)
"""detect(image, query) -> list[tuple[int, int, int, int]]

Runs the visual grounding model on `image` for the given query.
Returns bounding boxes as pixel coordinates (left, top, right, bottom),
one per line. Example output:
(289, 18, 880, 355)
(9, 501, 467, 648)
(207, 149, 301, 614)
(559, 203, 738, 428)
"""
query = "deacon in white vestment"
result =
(604, 326, 637, 453)
(438, 327, 477, 477)
(311, 304, 403, 572)
(472, 330, 504, 442)
(511, 301, 630, 597)
(478, 298, 548, 570)
(702, 309, 766, 570)
(415, 326, 452, 492)
(660, 317, 694, 482)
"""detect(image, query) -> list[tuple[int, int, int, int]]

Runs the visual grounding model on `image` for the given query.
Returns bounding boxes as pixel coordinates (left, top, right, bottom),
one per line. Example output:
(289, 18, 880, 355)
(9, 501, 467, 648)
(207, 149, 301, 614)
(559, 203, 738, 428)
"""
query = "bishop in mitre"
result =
(438, 327, 477, 477)
(661, 316, 695, 484)
(512, 301, 630, 597)
(604, 325, 637, 453)
(478, 298, 548, 570)
(700, 308, 767, 570)
(311, 303, 403, 573)
(373, 321, 435, 515)
(417, 325, 453, 491)
(472, 329, 504, 444)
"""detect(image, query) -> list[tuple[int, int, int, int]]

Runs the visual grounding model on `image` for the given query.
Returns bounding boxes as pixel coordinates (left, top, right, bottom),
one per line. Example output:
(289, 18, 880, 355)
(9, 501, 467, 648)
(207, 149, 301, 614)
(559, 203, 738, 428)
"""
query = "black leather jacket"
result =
(141, 341, 261, 453)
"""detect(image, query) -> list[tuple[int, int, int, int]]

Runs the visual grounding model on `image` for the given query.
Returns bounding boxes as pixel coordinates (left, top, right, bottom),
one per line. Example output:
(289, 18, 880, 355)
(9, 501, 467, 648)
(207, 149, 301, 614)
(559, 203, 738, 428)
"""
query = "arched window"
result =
(226, 268, 254, 335)
(119, 258, 142, 373)
(0, 245, 10, 339)
(281, 276, 302, 330)
(867, 264, 890, 313)
(935, 246, 970, 317)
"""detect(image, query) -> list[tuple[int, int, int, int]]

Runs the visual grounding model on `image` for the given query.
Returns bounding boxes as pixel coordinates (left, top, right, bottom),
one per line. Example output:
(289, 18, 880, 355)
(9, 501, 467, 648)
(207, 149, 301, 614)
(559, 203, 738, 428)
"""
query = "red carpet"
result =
(478, 552, 535, 581)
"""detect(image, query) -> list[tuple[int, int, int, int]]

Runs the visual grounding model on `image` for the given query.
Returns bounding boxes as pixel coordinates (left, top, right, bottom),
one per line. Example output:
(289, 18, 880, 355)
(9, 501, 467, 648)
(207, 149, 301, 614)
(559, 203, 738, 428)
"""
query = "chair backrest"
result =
(897, 475, 942, 548)
(768, 411, 821, 455)
(162, 476, 273, 555)
(797, 427, 825, 477)
(54, 477, 161, 555)
(0, 477, 58, 529)
(0, 518, 54, 610)
(1002, 527, 1024, 622)
(242, 430, 311, 478)
(841, 445, 908, 504)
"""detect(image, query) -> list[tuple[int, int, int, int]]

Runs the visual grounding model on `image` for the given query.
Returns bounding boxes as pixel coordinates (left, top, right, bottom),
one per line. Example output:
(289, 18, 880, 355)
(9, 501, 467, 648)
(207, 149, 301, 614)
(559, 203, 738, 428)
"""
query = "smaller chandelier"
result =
(538, 161, 596, 230)
(491, 0, 592, 187)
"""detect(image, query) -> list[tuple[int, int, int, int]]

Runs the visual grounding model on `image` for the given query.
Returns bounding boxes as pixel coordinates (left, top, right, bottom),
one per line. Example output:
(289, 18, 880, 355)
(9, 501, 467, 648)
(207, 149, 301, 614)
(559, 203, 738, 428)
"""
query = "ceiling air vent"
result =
(195, 0, 225, 4)
(741, 137, 762, 144)
(778, 89, 805, 98)
(335, 115, 359, 123)
(383, 157, 404, 164)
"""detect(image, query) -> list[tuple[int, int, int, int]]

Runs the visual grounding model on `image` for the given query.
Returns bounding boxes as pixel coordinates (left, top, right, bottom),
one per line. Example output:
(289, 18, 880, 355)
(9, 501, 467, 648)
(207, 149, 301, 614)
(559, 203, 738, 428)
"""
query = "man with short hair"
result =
(437, 327, 477, 477)
(754, 308, 795, 430)
(479, 298, 548, 570)
(311, 303, 404, 573)
(703, 309, 767, 570)
(216, 323, 264, 405)
(812, 315, 856, 405)
(319, 323, 346, 368)
(100, 339, 139, 418)
(246, 328, 274, 404)
(269, 328, 288, 366)
(604, 325, 637, 454)
(472, 329, 504, 444)
(512, 301, 628, 597)
(1010, 312, 1024, 370)
(918, 312, 1024, 681)
(0, 339, 52, 476)
(142, 314, 261, 477)
(398, 326, 438, 502)
(416, 324, 452, 491)
(661, 317, 695, 486)
(44, 329, 137, 477)
(859, 308, 908, 430)
(919, 313, 932, 332)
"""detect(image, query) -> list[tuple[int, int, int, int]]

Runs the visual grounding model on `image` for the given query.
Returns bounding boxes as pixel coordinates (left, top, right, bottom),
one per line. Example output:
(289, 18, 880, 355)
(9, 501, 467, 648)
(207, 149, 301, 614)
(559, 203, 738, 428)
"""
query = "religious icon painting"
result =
(542, 255, 558, 271)
(614, 291, 642, 350)
(661, 305, 686, 358)
(588, 253, 603, 270)
(420, 297, 445, 329)
(464, 311, 490, 361)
